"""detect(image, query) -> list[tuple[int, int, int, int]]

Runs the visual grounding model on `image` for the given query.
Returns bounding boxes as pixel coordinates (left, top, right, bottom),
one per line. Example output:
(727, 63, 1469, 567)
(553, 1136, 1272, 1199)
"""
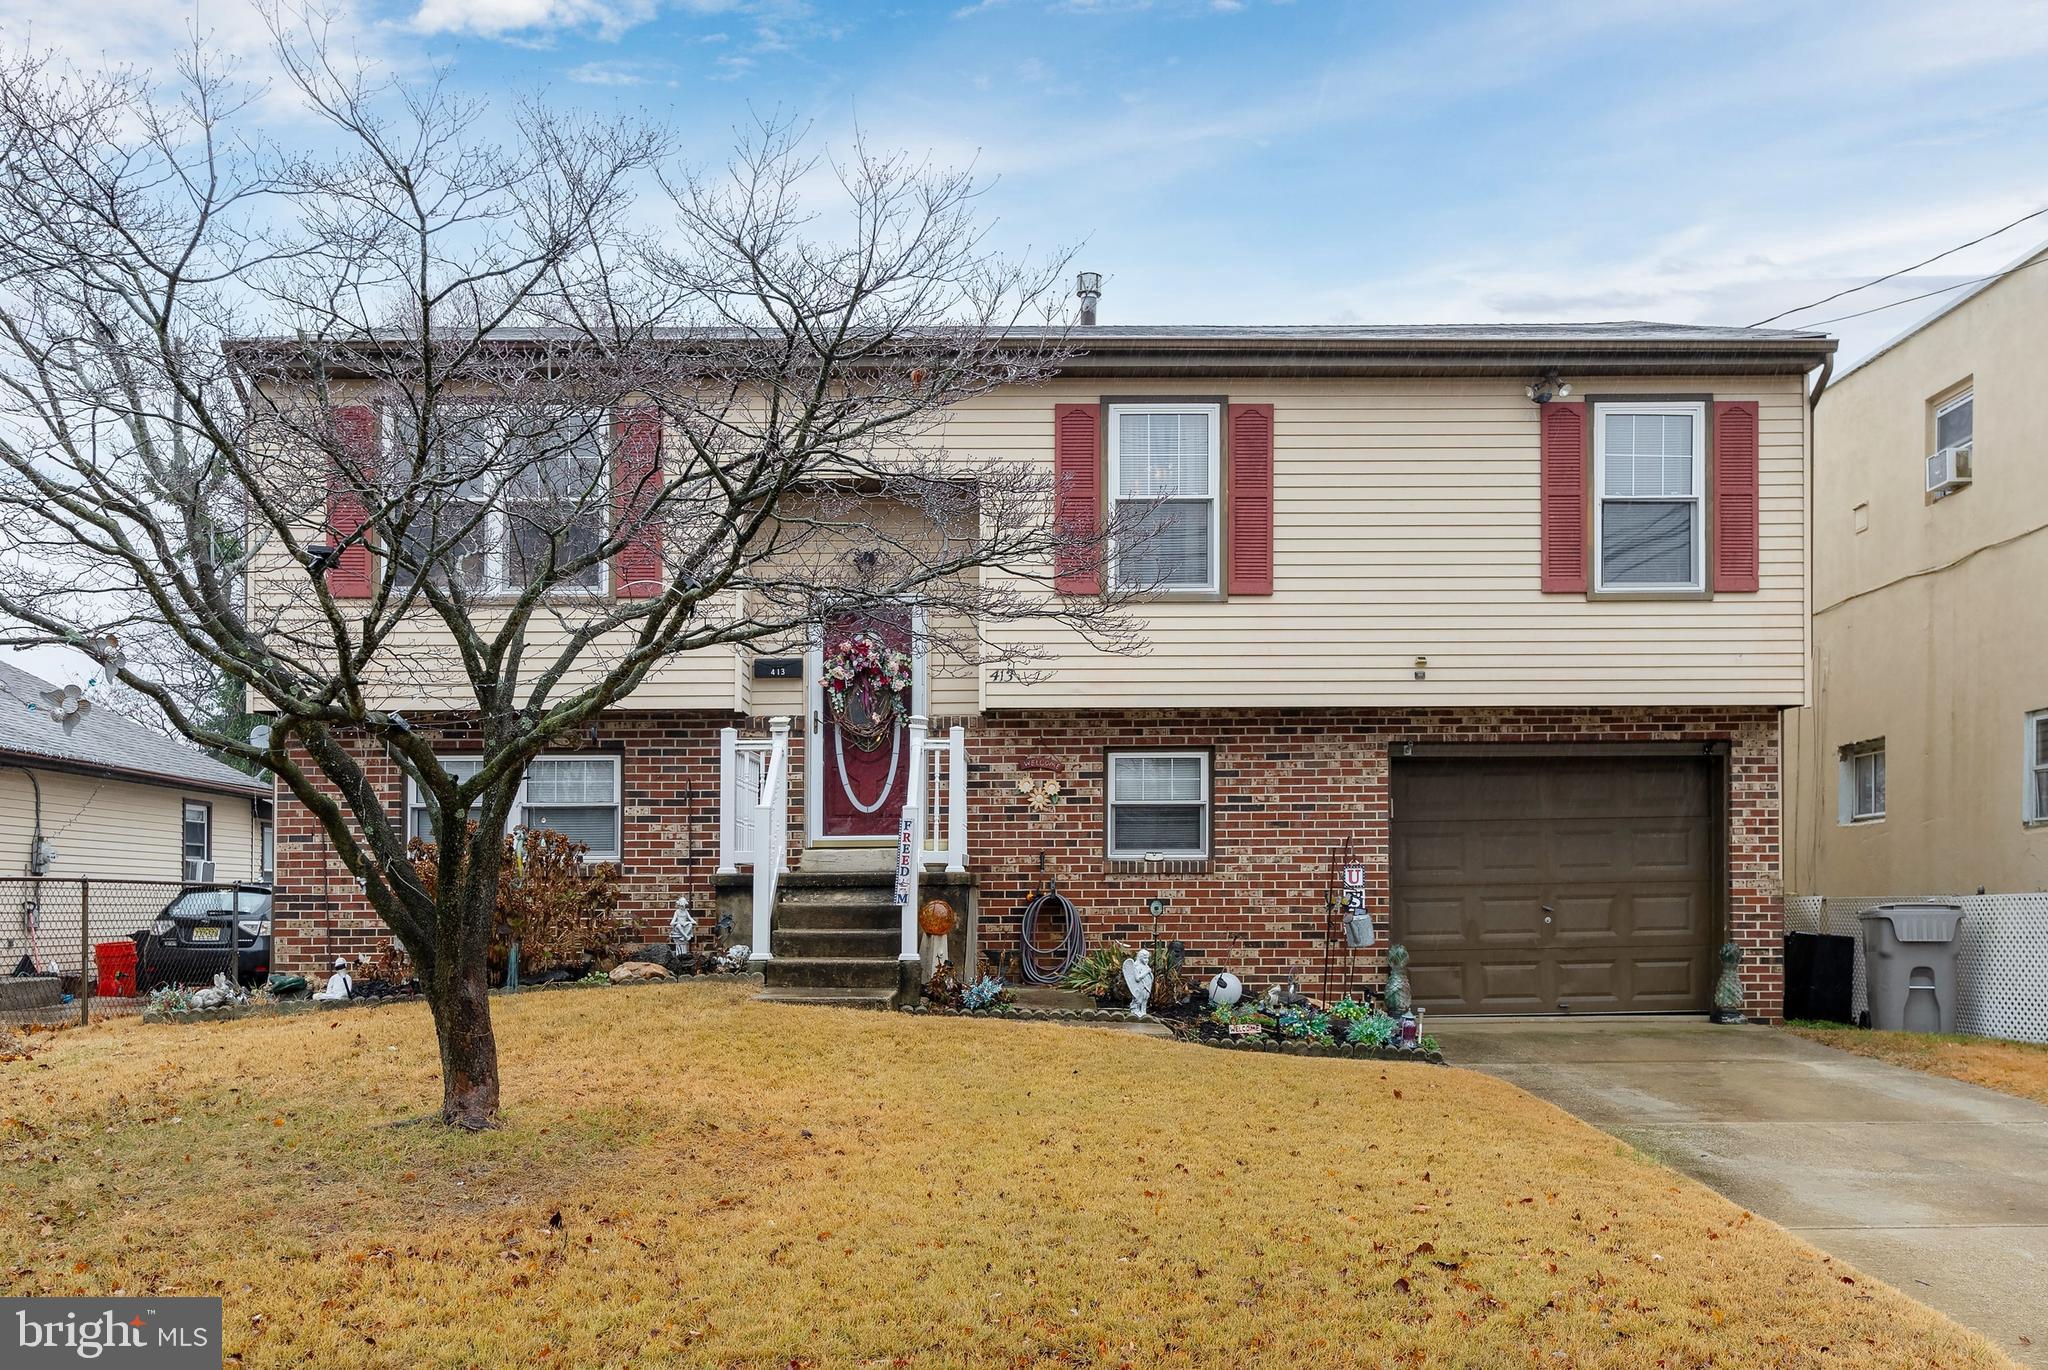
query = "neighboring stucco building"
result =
(0, 660, 273, 893)
(260, 321, 1833, 1019)
(1785, 244, 2048, 899)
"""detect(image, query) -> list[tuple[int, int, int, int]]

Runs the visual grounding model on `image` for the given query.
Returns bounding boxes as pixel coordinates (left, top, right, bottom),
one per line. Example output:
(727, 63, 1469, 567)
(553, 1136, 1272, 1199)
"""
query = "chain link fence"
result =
(0, 878, 273, 1029)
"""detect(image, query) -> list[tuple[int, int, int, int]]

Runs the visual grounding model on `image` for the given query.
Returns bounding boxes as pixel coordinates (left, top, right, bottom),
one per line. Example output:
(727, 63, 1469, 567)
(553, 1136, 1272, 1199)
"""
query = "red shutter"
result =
(613, 408, 664, 599)
(1538, 401, 1589, 593)
(1226, 403, 1275, 595)
(1712, 400, 1761, 593)
(1052, 403, 1101, 594)
(326, 405, 377, 598)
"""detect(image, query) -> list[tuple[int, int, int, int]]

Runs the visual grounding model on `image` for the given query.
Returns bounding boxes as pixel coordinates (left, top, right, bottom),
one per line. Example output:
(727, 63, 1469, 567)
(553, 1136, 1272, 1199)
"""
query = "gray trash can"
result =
(1859, 902, 1965, 1034)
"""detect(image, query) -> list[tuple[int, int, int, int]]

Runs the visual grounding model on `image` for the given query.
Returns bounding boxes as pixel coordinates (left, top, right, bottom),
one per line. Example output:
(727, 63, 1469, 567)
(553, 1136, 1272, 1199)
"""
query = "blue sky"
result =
(8, 0, 2048, 363)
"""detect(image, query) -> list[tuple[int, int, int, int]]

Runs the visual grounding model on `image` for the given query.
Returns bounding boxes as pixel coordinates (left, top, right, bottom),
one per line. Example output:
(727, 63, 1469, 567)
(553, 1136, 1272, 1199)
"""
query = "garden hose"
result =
(1018, 884, 1082, 985)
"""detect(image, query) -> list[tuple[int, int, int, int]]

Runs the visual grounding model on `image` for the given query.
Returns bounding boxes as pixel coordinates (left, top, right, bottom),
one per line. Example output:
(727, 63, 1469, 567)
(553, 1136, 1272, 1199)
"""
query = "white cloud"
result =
(408, 0, 663, 40)
(566, 57, 655, 84)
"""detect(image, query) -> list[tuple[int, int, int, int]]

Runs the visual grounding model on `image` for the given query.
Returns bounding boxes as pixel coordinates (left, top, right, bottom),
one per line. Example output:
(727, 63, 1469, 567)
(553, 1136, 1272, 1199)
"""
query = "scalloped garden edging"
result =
(899, 1002, 1447, 1064)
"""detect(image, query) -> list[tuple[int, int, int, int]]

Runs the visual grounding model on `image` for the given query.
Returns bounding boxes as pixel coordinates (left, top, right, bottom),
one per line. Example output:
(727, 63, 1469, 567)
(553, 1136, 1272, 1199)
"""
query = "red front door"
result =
(818, 607, 914, 838)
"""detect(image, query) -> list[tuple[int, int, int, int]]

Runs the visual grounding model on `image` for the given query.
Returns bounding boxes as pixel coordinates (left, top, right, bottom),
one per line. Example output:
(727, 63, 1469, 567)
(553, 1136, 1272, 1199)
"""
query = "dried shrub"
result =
(408, 827, 630, 976)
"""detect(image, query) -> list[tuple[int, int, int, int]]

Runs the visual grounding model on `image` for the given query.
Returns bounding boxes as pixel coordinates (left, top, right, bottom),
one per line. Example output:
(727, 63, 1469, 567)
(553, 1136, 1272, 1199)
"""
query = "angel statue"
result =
(668, 895, 697, 962)
(1122, 947, 1155, 1019)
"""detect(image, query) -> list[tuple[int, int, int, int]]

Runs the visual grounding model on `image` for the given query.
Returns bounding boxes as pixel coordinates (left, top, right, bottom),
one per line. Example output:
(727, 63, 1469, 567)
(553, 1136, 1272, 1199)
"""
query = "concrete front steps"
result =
(756, 867, 913, 1009)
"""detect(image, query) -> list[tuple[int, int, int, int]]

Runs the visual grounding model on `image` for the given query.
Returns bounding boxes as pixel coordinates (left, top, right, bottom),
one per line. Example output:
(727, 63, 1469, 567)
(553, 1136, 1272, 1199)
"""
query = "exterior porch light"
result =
(1524, 370, 1571, 404)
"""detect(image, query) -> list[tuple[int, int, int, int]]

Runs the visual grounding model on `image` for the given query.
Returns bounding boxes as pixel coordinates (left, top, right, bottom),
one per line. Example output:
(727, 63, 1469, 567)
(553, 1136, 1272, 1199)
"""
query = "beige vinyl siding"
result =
(1786, 248, 2048, 896)
(0, 769, 266, 884)
(252, 371, 1809, 715)
(961, 374, 1809, 709)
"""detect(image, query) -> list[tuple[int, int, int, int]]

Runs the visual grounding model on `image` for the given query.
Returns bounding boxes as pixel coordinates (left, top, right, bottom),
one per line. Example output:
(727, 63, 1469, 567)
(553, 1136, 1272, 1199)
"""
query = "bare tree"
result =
(0, 21, 1139, 1127)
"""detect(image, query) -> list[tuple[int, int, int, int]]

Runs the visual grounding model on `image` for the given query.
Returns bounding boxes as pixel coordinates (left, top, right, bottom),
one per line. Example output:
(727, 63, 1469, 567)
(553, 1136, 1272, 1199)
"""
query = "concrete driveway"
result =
(1432, 1018, 2048, 1366)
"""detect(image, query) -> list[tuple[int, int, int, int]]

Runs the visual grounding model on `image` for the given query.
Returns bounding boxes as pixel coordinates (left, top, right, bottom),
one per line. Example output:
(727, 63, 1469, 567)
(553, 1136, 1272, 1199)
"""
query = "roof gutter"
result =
(0, 748, 269, 799)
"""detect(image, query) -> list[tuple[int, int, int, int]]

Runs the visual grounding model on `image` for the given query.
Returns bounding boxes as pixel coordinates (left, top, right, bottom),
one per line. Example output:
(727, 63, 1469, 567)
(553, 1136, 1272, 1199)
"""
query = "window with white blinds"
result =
(1106, 751, 1210, 859)
(522, 757, 621, 857)
(1108, 403, 1220, 592)
(1594, 402, 1705, 591)
(405, 754, 622, 861)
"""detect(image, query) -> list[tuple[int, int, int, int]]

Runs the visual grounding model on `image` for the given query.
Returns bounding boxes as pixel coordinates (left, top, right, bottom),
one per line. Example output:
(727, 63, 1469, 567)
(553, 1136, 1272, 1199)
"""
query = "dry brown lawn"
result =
(1786, 1022, 2048, 1107)
(0, 983, 2011, 1368)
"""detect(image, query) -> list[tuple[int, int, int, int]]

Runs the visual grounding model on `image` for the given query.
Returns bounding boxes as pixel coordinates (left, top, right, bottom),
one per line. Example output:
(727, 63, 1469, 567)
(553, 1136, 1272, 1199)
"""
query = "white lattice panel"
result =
(1789, 892, 2048, 1044)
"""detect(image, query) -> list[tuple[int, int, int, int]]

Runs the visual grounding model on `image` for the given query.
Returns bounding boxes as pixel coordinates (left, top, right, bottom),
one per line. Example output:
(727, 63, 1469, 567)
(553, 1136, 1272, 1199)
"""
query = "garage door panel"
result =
(1399, 894, 1471, 946)
(1627, 955, 1706, 1008)
(1475, 959, 1545, 1009)
(1629, 892, 1707, 939)
(1392, 829, 1470, 883)
(1628, 824, 1709, 876)
(1391, 757, 1715, 1015)
(1472, 829, 1545, 879)
(1552, 893, 1621, 941)
(1554, 957, 1623, 1009)
(1401, 765, 1544, 820)
(1475, 894, 1544, 942)
(1407, 960, 1474, 1012)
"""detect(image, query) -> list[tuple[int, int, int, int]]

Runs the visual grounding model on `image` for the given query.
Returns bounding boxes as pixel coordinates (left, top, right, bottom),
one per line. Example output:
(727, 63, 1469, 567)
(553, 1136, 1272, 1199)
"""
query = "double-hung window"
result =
(2025, 710, 2048, 825)
(1108, 403, 1220, 593)
(182, 801, 212, 872)
(404, 755, 622, 862)
(390, 408, 609, 595)
(1594, 402, 1706, 592)
(1839, 740, 1886, 824)
(1106, 751, 1210, 860)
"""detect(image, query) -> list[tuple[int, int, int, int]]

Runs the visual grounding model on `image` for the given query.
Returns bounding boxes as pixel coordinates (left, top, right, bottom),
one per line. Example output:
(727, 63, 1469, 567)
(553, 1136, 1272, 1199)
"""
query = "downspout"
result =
(2, 764, 44, 876)
(1796, 352, 1834, 896)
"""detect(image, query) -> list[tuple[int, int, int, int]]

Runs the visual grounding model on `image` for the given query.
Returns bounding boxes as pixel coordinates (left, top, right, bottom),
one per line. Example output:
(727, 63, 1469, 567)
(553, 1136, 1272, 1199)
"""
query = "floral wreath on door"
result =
(823, 630, 915, 752)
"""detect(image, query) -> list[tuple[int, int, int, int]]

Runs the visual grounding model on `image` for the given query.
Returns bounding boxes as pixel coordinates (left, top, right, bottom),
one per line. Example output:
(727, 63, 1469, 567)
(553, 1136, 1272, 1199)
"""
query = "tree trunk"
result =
(425, 952, 500, 1129)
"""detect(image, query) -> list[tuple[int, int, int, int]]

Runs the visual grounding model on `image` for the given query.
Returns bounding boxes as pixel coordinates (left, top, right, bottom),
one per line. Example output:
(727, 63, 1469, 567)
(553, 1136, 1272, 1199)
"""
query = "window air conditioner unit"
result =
(1926, 440, 1973, 495)
(184, 858, 216, 884)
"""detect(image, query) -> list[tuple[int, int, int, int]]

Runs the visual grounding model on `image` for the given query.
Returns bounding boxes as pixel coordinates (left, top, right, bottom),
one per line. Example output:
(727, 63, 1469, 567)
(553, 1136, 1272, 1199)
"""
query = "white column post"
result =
(749, 716, 790, 965)
(900, 714, 928, 964)
(945, 725, 968, 874)
(716, 726, 739, 874)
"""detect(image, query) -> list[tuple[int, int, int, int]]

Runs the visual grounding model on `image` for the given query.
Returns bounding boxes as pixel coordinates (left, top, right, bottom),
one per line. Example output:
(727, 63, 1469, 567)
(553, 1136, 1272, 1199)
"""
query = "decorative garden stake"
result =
(1383, 944, 1413, 1017)
(1711, 941, 1747, 1024)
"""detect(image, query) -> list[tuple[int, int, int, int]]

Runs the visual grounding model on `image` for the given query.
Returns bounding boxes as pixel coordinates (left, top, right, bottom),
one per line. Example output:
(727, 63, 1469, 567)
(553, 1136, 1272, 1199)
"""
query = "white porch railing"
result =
(897, 716, 969, 965)
(718, 717, 790, 965)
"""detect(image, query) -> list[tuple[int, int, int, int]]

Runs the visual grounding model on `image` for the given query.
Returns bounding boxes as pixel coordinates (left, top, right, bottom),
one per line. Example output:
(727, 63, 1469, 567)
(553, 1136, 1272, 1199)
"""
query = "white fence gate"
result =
(1786, 893, 2048, 1044)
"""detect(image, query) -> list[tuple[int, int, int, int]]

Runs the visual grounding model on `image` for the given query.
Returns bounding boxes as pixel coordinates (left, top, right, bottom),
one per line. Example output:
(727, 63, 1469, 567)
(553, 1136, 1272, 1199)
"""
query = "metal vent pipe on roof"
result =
(1075, 272, 1101, 326)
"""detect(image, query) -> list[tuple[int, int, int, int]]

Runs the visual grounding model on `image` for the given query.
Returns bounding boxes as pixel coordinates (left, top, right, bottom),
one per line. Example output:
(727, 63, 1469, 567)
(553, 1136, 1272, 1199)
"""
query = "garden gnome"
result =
(1121, 947, 1155, 1019)
(1383, 944, 1412, 1017)
(315, 957, 353, 1001)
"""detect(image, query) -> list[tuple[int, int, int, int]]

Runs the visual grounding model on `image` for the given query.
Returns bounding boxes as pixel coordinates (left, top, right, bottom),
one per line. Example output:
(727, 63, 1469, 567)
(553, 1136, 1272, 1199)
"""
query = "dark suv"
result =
(137, 886, 274, 990)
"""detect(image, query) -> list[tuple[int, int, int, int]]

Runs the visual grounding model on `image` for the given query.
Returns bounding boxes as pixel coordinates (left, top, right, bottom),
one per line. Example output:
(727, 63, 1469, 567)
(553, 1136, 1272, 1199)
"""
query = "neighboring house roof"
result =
(0, 661, 267, 797)
(228, 320, 1835, 379)
(1833, 238, 2048, 385)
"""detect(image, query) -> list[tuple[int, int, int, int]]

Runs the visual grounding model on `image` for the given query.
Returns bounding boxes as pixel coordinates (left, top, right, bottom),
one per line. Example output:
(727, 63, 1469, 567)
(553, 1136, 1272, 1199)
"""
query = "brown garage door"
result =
(1390, 756, 1716, 1015)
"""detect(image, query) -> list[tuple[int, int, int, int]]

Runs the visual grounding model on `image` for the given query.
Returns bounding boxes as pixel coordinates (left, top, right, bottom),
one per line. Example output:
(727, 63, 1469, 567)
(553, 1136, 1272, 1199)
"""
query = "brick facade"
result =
(271, 712, 731, 974)
(963, 706, 1783, 1018)
(271, 705, 1784, 1019)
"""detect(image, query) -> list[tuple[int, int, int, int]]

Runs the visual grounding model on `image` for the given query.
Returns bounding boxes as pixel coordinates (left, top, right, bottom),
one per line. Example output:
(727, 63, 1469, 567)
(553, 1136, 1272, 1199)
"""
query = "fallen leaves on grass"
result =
(0, 984, 2013, 1369)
